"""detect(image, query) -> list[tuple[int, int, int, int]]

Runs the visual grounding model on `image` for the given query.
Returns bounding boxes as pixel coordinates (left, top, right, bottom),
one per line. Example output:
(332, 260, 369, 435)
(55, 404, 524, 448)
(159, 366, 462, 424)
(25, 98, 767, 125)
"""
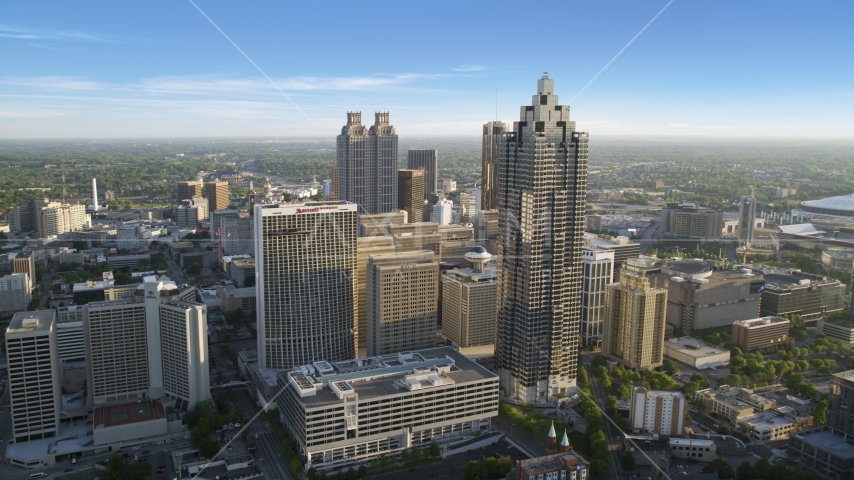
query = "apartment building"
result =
(630, 386, 686, 436)
(0, 272, 31, 316)
(277, 348, 498, 472)
(602, 258, 668, 370)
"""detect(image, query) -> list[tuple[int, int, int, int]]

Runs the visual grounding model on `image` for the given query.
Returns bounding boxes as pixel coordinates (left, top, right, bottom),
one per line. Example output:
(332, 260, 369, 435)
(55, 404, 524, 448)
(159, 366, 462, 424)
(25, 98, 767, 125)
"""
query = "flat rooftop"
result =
(799, 430, 854, 459)
(94, 399, 164, 428)
(741, 409, 802, 430)
(733, 316, 790, 328)
(518, 451, 587, 472)
(665, 337, 730, 358)
(8, 310, 55, 333)
(282, 347, 497, 407)
(824, 313, 854, 328)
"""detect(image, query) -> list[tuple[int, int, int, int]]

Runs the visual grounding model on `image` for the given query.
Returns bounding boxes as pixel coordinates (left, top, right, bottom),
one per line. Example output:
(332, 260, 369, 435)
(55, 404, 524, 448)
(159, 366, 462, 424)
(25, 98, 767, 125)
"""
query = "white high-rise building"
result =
(83, 277, 210, 409)
(0, 273, 31, 317)
(580, 248, 615, 348)
(5, 311, 61, 443)
(255, 202, 358, 369)
(432, 199, 453, 226)
(495, 75, 589, 404)
(38, 202, 87, 237)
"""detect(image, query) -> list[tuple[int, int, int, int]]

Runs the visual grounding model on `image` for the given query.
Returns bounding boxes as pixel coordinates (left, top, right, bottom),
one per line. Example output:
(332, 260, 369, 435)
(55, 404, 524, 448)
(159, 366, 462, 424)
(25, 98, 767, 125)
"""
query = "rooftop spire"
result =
(547, 422, 556, 438)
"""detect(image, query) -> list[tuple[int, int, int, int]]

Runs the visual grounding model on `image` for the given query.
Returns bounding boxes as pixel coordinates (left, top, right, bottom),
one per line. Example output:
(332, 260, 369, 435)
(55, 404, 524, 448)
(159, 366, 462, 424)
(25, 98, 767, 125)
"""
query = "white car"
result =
(156, 440, 164, 445)
(132, 446, 141, 450)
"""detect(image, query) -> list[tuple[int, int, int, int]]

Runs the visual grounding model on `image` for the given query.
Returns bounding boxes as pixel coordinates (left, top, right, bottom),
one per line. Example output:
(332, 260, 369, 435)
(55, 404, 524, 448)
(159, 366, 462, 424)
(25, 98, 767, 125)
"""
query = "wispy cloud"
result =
(0, 25, 98, 41)
(450, 65, 485, 72)
(1, 73, 452, 96)
(668, 122, 690, 128)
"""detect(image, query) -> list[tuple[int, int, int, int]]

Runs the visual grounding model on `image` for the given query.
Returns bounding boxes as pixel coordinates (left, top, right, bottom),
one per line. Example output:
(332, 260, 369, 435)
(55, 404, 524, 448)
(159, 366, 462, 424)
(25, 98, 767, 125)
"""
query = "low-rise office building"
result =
(696, 386, 775, 426)
(668, 438, 716, 462)
(760, 269, 846, 323)
(731, 316, 790, 352)
(739, 407, 813, 443)
(277, 347, 498, 472)
(817, 314, 854, 346)
(664, 337, 730, 369)
(661, 201, 724, 239)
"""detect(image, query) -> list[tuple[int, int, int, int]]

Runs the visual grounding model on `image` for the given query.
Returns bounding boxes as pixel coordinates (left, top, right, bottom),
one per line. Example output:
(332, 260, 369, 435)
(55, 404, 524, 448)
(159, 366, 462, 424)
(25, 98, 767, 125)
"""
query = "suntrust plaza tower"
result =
(255, 202, 359, 370)
(495, 75, 589, 404)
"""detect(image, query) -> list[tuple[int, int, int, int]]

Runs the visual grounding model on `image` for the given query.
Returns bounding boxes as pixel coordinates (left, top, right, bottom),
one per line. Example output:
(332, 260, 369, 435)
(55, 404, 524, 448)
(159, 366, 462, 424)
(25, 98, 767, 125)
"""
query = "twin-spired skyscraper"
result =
(336, 112, 399, 214)
(495, 74, 589, 404)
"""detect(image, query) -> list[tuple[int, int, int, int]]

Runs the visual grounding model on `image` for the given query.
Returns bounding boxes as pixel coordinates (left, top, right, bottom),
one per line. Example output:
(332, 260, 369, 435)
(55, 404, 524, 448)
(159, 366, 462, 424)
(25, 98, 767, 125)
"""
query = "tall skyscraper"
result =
(407, 149, 438, 199)
(5, 311, 61, 443)
(177, 181, 203, 202)
(398, 169, 425, 223)
(366, 251, 438, 356)
(495, 74, 589, 403)
(254, 202, 358, 369)
(337, 112, 398, 214)
(482, 121, 508, 211)
(739, 187, 757, 246)
(580, 247, 615, 349)
(206, 180, 230, 212)
(601, 258, 667, 370)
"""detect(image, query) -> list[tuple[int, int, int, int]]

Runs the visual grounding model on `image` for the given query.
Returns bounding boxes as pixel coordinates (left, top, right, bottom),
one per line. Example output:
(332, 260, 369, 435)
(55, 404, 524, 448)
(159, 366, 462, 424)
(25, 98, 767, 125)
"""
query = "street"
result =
(581, 354, 626, 480)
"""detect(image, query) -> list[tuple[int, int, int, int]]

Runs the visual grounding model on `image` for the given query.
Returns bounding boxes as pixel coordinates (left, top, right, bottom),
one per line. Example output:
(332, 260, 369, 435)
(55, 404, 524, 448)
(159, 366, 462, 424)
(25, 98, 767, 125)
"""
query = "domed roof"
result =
(801, 193, 854, 215)
(465, 245, 492, 260)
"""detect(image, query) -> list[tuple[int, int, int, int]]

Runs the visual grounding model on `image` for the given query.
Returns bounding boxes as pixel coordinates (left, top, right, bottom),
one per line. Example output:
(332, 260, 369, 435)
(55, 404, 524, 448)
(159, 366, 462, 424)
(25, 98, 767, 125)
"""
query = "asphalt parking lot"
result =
(366, 439, 527, 480)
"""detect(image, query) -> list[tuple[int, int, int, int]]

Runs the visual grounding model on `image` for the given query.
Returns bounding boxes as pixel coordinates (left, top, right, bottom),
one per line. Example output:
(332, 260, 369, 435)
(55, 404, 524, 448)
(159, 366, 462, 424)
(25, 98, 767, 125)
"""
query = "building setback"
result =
(337, 112, 398, 214)
(5, 311, 61, 444)
(366, 251, 438, 356)
(277, 347, 498, 472)
(406, 149, 438, 199)
(495, 75, 588, 404)
(254, 202, 358, 369)
(731, 316, 790, 352)
(602, 259, 667, 370)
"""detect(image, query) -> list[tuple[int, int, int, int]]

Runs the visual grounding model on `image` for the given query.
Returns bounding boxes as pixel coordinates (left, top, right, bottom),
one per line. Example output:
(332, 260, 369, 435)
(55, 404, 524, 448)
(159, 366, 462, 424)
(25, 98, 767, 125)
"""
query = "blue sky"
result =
(1, 0, 852, 138)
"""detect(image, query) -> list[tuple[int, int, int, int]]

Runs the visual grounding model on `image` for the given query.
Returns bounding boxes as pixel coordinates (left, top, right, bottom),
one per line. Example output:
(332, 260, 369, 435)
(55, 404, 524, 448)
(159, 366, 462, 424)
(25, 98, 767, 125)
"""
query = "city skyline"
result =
(1, 1, 852, 137)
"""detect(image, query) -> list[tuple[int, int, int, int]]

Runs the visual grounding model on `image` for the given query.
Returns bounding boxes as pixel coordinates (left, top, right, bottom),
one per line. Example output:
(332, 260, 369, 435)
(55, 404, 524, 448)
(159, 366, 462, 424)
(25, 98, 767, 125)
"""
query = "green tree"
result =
(812, 398, 828, 425)
(621, 450, 636, 472)
(186, 262, 201, 274)
(464, 460, 483, 480)
(401, 448, 410, 464)
(291, 456, 304, 474)
(736, 460, 755, 480)
(369, 459, 379, 470)
(753, 458, 770, 480)
(663, 360, 679, 375)
(718, 424, 731, 435)
(411, 444, 421, 462)
(108, 454, 125, 480)
(702, 458, 735, 480)
(606, 395, 618, 413)
(429, 440, 441, 458)
(484, 457, 501, 478)
(129, 462, 151, 480)
(379, 455, 388, 468)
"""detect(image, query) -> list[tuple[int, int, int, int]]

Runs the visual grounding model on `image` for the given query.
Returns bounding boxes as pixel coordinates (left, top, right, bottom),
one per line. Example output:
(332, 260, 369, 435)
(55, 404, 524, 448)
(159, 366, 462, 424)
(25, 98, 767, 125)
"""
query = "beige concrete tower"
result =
(177, 180, 203, 202)
(356, 236, 396, 350)
(602, 258, 668, 370)
(442, 247, 497, 348)
(205, 180, 229, 212)
(366, 251, 439, 356)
